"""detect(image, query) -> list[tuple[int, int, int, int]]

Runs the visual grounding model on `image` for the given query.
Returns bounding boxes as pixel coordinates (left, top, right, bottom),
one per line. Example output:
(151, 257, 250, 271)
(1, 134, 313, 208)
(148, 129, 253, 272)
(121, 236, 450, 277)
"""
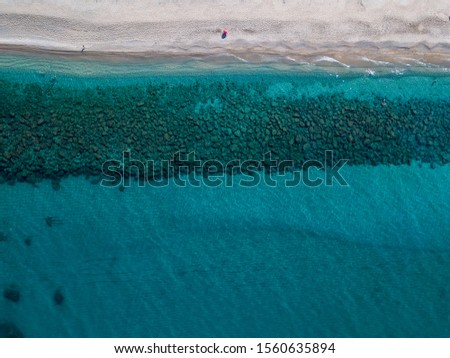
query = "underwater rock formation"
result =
(45, 217, 63, 227)
(0, 322, 24, 338)
(3, 285, 20, 303)
(53, 289, 64, 305)
(0, 78, 449, 184)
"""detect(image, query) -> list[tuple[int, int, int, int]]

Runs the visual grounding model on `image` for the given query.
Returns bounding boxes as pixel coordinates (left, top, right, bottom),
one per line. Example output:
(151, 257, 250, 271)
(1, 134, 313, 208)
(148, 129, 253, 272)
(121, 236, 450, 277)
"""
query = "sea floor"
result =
(1, 164, 449, 337)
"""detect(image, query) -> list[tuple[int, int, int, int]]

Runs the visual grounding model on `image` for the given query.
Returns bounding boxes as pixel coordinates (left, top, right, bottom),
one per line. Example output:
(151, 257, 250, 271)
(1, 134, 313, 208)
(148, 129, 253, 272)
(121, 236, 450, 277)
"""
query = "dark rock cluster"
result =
(0, 322, 24, 338)
(1, 78, 449, 184)
(3, 285, 20, 303)
(53, 289, 64, 305)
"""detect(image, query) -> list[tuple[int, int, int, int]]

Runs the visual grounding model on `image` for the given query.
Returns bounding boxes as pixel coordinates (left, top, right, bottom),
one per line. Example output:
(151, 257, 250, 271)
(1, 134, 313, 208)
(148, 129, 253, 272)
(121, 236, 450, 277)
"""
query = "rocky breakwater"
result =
(0, 78, 449, 185)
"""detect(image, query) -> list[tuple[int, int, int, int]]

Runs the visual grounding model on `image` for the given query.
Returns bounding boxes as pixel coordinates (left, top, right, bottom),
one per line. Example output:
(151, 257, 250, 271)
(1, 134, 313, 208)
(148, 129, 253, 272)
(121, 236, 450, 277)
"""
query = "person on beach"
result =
(81, 45, 85, 53)
(222, 29, 228, 39)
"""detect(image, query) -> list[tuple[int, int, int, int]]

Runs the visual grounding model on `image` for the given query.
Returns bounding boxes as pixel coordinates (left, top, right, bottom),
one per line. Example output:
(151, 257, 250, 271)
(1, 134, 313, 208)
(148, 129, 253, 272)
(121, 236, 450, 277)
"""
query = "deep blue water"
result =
(0, 55, 450, 337)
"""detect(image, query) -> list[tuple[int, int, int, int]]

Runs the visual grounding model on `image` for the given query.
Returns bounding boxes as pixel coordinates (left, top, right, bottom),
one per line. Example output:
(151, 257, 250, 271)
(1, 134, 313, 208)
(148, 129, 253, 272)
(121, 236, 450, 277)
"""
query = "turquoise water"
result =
(0, 55, 450, 337)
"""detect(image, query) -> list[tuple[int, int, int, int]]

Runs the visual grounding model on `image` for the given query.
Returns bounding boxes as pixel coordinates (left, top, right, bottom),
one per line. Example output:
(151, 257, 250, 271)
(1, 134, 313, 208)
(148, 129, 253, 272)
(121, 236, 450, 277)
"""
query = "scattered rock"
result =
(0, 79, 448, 184)
(51, 179, 61, 191)
(0, 322, 24, 338)
(3, 285, 20, 303)
(53, 289, 64, 305)
(90, 176, 102, 185)
(45, 216, 63, 227)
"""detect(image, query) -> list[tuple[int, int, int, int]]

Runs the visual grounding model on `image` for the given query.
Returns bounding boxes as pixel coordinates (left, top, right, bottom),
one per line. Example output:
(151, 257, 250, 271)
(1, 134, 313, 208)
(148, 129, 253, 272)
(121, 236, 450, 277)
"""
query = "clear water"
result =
(0, 55, 449, 337)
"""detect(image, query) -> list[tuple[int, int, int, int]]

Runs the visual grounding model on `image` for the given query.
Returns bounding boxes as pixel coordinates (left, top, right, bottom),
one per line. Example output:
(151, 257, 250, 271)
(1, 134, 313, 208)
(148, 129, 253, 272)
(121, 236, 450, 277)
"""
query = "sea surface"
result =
(0, 54, 449, 337)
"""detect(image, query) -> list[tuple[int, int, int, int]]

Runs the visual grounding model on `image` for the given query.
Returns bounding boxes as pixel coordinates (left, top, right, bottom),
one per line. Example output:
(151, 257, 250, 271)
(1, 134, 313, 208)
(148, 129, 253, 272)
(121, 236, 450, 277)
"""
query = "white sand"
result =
(0, 0, 449, 62)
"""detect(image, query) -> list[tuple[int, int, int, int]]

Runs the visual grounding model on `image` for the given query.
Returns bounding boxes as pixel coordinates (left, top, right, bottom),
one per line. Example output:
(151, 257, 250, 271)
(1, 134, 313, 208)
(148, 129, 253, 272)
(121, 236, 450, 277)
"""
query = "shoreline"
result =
(1, 44, 450, 73)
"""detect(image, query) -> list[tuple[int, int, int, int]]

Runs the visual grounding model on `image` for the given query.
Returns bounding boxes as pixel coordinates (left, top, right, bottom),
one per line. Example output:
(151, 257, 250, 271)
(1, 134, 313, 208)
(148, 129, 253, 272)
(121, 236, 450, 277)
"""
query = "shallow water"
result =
(0, 55, 449, 337)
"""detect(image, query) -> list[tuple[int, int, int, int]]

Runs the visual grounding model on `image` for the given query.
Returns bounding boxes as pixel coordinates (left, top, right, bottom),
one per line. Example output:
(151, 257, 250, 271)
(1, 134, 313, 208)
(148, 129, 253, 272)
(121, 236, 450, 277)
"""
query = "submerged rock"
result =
(45, 216, 63, 227)
(24, 236, 32, 246)
(53, 289, 64, 305)
(3, 285, 20, 303)
(51, 179, 61, 191)
(0, 322, 24, 338)
(0, 77, 449, 184)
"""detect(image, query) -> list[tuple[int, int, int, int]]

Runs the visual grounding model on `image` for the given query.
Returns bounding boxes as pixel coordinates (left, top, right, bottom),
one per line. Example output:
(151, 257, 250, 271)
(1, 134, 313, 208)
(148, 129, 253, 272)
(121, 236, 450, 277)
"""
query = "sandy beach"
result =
(0, 0, 449, 64)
